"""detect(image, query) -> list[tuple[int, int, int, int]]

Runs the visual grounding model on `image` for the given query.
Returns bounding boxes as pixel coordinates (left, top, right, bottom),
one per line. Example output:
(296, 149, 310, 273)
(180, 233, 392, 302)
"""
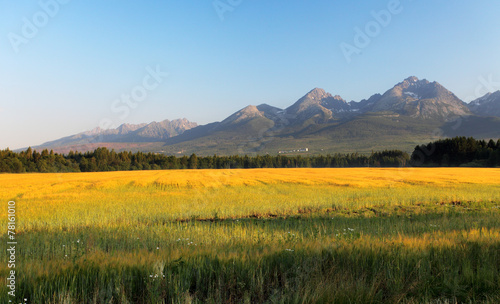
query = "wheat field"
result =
(1, 168, 499, 303)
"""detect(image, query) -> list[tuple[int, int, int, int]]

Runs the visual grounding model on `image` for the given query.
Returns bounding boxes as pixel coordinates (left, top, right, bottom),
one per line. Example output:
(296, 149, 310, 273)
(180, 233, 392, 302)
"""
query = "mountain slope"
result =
(468, 91, 500, 117)
(371, 76, 470, 119)
(283, 88, 353, 126)
(164, 106, 277, 154)
(441, 115, 500, 138)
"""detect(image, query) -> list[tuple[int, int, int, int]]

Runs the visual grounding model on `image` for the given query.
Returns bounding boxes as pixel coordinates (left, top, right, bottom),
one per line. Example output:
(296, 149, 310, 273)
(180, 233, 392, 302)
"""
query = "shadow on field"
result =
(5, 202, 499, 303)
(9, 226, 500, 304)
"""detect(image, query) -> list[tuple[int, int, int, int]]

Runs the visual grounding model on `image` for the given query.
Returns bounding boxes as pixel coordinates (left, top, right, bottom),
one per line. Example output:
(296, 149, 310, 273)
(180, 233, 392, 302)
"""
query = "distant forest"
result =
(411, 137, 500, 167)
(0, 137, 498, 173)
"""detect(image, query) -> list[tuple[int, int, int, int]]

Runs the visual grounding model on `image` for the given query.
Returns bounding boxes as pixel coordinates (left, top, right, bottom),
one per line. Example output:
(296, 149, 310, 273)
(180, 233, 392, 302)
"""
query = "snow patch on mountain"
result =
(404, 91, 420, 99)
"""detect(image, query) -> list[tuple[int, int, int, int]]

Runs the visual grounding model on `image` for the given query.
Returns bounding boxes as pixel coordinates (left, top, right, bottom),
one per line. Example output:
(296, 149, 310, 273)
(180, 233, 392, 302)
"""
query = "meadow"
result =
(1, 168, 499, 303)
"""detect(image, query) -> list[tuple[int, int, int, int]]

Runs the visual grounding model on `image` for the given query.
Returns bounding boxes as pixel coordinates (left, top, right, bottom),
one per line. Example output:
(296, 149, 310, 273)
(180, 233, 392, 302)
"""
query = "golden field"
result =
(1, 168, 499, 303)
(2, 168, 500, 231)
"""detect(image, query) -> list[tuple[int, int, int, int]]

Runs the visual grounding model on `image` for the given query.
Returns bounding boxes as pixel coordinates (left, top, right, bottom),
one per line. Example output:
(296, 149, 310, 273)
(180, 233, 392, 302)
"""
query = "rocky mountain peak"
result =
(304, 88, 332, 100)
(332, 95, 345, 101)
(470, 91, 500, 106)
(405, 76, 419, 83)
(468, 91, 500, 117)
(83, 127, 104, 136)
(117, 123, 147, 135)
(220, 105, 264, 125)
(370, 76, 470, 119)
(395, 76, 430, 91)
(293, 88, 347, 106)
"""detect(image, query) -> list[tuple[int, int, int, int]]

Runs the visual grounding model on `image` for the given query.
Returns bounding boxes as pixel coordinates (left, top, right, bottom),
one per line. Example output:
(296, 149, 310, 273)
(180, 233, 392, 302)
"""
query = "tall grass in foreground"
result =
(0, 168, 499, 303)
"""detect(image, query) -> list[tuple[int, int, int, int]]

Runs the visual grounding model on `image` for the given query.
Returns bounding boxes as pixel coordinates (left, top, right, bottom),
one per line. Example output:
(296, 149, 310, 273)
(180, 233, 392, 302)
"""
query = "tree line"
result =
(1, 137, 498, 173)
(410, 137, 500, 167)
(0, 148, 409, 173)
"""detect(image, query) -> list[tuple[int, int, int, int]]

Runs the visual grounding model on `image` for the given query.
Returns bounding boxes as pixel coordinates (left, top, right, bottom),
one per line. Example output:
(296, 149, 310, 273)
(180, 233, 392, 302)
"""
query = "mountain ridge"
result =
(37, 118, 197, 149)
(31, 76, 500, 155)
(468, 91, 500, 117)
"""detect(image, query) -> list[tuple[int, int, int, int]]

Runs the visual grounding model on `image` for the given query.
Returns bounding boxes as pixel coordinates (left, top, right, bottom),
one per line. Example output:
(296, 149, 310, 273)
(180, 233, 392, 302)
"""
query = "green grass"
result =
(1, 202, 499, 303)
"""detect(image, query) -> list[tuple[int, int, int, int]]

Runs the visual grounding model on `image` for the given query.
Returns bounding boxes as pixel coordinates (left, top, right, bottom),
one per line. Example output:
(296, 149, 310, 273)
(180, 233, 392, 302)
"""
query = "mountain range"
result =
(32, 77, 500, 155)
(36, 119, 197, 154)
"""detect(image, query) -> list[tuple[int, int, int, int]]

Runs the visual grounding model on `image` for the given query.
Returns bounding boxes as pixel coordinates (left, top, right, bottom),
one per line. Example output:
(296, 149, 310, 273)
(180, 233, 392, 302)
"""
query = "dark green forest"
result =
(0, 148, 409, 173)
(0, 137, 498, 173)
(411, 137, 500, 167)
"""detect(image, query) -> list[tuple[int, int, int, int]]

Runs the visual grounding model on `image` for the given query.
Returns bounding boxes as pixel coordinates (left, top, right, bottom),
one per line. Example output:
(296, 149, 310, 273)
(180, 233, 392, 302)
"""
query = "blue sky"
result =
(1, 1, 500, 149)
